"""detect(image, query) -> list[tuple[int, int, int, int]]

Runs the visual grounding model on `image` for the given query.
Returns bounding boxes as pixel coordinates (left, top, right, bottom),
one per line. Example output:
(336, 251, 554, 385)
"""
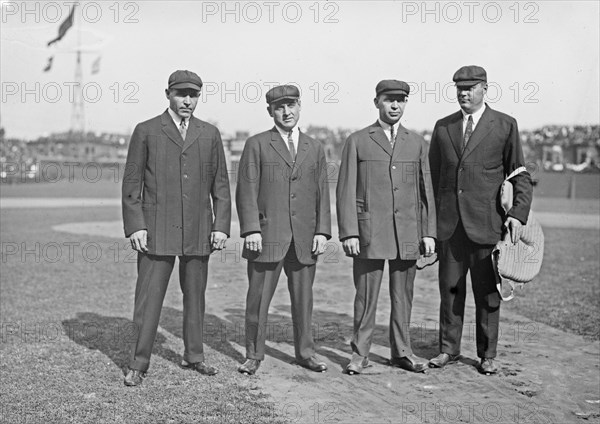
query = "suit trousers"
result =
(351, 257, 417, 359)
(438, 221, 501, 359)
(244, 242, 316, 361)
(129, 253, 209, 372)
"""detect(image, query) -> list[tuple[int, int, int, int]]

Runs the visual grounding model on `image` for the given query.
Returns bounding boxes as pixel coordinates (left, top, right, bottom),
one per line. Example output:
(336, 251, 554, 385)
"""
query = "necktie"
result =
(390, 125, 396, 148)
(287, 130, 296, 161)
(463, 115, 473, 152)
(179, 118, 187, 140)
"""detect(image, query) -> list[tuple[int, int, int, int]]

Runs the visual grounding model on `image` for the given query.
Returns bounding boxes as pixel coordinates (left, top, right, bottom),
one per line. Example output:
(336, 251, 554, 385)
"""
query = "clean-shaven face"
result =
(374, 93, 407, 125)
(268, 99, 301, 131)
(165, 88, 200, 119)
(456, 82, 487, 114)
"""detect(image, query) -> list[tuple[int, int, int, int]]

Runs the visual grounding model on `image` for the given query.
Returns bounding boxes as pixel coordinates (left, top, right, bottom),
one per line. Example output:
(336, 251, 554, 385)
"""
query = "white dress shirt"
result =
(275, 124, 299, 154)
(461, 103, 487, 134)
(377, 118, 401, 143)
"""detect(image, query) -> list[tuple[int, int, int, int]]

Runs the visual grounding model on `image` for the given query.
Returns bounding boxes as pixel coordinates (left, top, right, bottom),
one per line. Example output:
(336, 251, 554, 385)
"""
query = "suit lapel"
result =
(161, 110, 183, 149)
(461, 106, 494, 161)
(270, 127, 293, 167)
(391, 124, 410, 160)
(293, 131, 310, 170)
(182, 116, 202, 153)
(447, 111, 463, 159)
(369, 122, 392, 156)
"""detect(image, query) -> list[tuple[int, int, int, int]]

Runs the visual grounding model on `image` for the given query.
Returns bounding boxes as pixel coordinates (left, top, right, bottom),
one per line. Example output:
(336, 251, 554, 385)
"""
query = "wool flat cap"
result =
(453, 65, 487, 87)
(375, 80, 410, 97)
(265, 85, 300, 104)
(168, 70, 203, 90)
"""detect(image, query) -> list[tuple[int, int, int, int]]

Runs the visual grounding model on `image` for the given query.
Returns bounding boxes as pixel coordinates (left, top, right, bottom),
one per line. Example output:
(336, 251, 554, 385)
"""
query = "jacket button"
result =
(459, 189, 463, 194)
(291, 211, 296, 216)
(183, 174, 188, 179)
(291, 193, 296, 198)
(459, 167, 464, 172)
(392, 165, 397, 170)
(394, 187, 398, 191)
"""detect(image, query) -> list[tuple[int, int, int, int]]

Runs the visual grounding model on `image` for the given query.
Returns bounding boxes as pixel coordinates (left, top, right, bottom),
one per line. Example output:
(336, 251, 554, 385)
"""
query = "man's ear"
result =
(373, 97, 379, 109)
(267, 105, 273, 117)
(297, 99, 302, 111)
(165, 89, 170, 99)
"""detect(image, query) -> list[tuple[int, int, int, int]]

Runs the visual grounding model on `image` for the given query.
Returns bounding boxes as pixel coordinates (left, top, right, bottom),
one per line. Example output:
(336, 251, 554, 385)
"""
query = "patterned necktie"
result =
(463, 115, 473, 152)
(287, 130, 296, 161)
(179, 118, 187, 140)
(390, 125, 396, 148)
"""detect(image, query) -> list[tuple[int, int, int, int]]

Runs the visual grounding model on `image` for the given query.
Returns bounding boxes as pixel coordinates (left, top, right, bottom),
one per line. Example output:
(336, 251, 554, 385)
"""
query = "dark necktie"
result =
(463, 115, 473, 152)
(390, 125, 396, 148)
(179, 118, 187, 140)
(287, 130, 296, 161)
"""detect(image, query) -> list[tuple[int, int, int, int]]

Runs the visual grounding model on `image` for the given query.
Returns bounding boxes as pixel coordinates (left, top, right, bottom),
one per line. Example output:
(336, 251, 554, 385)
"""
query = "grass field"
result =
(1, 179, 599, 422)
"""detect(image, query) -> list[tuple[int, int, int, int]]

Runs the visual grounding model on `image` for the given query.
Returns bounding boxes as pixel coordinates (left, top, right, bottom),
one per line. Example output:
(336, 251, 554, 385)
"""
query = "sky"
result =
(1, 0, 599, 140)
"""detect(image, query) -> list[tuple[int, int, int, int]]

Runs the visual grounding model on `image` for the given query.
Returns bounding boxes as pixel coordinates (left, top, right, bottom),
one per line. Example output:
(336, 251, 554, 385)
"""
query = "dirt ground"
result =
(44, 206, 600, 424)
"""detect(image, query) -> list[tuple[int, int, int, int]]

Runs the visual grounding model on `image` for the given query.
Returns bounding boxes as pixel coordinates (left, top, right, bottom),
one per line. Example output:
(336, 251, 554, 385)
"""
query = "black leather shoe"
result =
(238, 359, 261, 375)
(124, 369, 145, 386)
(390, 355, 428, 373)
(297, 356, 327, 372)
(478, 358, 497, 375)
(428, 353, 460, 368)
(181, 360, 218, 376)
(345, 353, 369, 375)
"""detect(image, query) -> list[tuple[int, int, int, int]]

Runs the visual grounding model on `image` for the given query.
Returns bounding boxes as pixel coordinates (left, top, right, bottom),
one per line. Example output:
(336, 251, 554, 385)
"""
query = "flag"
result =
(91, 56, 101, 74)
(43, 56, 54, 72)
(47, 6, 75, 46)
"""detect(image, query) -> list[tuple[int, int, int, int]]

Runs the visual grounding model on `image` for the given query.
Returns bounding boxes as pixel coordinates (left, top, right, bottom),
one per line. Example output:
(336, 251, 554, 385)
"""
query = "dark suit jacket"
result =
(336, 122, 436, 260)
(235, 127, 331, 264)
(122, 110, 231, 255)
(428, 105, 532, 244)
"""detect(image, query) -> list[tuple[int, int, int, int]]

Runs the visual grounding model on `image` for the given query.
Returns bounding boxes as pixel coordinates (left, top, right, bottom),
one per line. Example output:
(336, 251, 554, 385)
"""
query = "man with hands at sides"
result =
(236, 85, 331, 375)
(337, 80, 436, 375)
(122, 70, 231, 386)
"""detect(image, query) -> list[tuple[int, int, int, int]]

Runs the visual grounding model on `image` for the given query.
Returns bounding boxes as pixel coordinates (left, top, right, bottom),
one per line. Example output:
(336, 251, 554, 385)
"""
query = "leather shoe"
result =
(428, 353, 460, 368)
(297, 356, 327, 372)
(345, 353, 369, 375)
(124, 369, 145, 386)
(478, 358, 497, 375)
(390, 354, 428, 373)
(181, 360, 218, 376)
(238, 359, 261, 375)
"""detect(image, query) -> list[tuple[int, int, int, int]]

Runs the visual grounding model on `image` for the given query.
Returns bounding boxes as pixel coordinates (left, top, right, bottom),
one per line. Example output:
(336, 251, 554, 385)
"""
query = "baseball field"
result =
(1, 178, 599, 423)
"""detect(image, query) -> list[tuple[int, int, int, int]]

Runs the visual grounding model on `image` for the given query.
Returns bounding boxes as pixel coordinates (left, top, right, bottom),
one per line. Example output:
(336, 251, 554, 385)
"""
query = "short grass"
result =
(0, 207, 287, 424)
(503, 227, 600, 341)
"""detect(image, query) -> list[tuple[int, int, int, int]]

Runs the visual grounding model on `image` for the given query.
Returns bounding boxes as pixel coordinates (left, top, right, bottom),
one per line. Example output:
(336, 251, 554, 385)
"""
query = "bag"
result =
(492, 167, 544, 301)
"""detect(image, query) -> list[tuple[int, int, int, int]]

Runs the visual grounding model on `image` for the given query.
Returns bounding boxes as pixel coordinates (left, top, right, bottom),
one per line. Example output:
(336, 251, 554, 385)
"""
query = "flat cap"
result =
(375, 80, 410, 97)
(453, 65, 487, 87)
(168, 70, 203, 90)
(266, 84, 300, 104)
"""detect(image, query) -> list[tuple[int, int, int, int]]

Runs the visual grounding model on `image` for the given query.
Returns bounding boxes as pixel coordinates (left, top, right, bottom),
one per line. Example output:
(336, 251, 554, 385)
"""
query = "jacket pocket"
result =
(357, 211, 371, 246)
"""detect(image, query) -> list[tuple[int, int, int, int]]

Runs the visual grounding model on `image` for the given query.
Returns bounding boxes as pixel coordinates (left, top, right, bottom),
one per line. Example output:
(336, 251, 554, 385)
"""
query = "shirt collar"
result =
(377, 118, 400, 133)
(274, 124, 299, 143)
(167, 107, 187, 127)
(461, 103, 486, 127)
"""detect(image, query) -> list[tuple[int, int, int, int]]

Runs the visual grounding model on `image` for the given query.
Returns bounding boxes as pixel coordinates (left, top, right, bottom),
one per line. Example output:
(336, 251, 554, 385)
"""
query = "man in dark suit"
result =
(428, 65, 532, 374)
(121, 70, 231, 386)
(235, 85, 331, 375)
(336, 80, 437, 375)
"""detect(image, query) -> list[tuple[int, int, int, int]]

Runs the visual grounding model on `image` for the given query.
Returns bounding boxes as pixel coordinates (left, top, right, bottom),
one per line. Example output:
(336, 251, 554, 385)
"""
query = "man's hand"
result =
(210, 231, 227, 251)
(421, 237, 436, 257)
(312, 235, 327, 255)
(504, 217, 522, 244)
(129, 229, 148, 253)
(342, 237, 360, 256)
(244, 233, 262, 253)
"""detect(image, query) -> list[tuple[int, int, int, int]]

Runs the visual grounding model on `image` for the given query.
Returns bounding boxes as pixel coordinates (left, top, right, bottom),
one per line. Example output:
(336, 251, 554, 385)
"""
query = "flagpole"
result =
(71, 6, 85, 136)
